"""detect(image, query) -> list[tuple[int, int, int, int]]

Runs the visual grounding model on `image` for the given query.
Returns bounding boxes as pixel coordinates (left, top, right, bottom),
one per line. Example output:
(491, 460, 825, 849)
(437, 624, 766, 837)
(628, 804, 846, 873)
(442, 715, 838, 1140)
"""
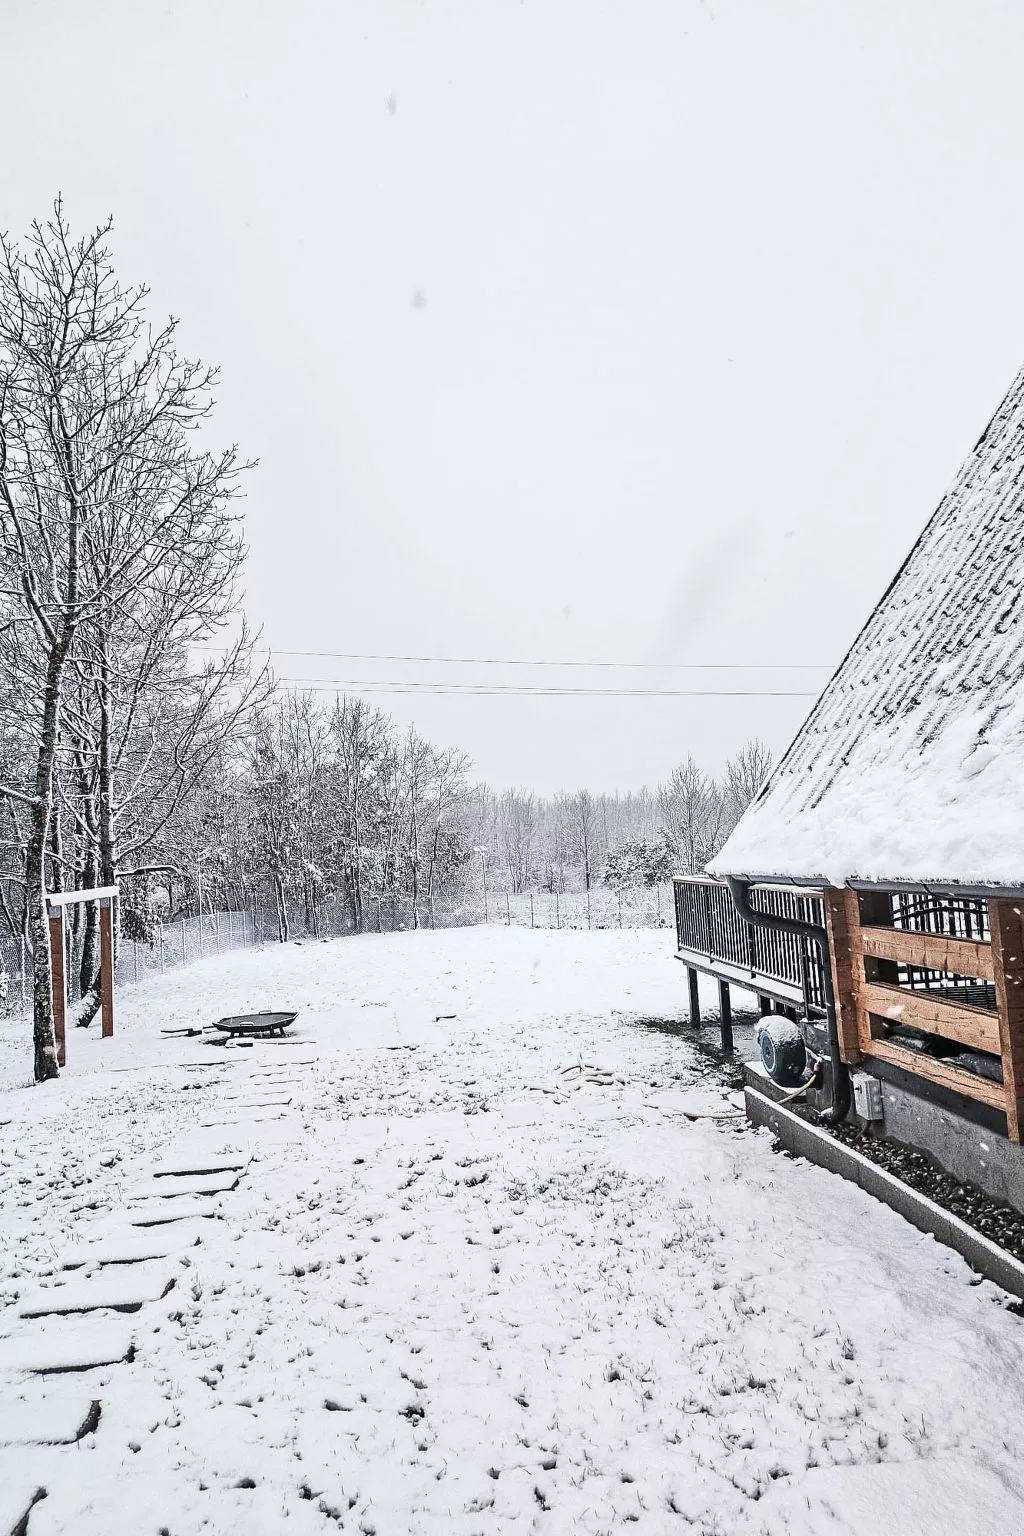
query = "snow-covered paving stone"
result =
(151, 1154, 250, 1177)
(0, 1469, 45, 1534)
(132, 1170, 242, 1199)
(122, 1195, 227, 1226)
(60, 1221, 206, 1270)
(0, 1388, 100, 1445)
(1, 926, 1024, 1532)
(0, 1321, 135, 1374)
(19, 1265, 177, 1316)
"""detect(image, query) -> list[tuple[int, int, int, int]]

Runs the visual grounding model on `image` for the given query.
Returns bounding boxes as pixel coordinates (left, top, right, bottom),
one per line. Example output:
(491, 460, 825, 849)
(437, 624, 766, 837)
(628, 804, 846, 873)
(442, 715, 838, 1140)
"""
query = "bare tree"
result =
(0, 204, 258, 1077)
(329, 697, 390, 930)
(721, 739, 773, 839)
(499, 789, 537, 894)
(658, 757, 724, 874)
(566, 789, 598, 891)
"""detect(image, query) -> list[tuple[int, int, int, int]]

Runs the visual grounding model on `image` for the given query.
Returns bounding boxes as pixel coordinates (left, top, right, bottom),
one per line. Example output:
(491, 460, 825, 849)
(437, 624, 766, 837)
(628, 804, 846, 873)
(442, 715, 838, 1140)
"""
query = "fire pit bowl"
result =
(212, 1011, 298, 1039)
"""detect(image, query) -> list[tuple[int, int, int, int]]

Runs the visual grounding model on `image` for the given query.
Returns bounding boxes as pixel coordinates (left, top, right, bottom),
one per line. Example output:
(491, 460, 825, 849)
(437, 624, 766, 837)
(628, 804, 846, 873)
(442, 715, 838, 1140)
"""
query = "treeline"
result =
(185, 693, 771, 936)
(0, 205, 771, 1080)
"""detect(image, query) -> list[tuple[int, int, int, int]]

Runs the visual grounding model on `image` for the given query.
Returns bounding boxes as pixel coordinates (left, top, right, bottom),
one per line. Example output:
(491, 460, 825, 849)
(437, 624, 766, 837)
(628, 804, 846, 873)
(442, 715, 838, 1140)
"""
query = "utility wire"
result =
(196, 645, 830, 672)
(274, 676, 819, 698)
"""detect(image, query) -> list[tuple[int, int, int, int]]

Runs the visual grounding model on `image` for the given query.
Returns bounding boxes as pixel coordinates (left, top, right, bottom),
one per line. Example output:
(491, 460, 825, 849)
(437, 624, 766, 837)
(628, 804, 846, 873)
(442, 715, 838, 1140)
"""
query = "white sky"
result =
(6, 0, 1024, 793)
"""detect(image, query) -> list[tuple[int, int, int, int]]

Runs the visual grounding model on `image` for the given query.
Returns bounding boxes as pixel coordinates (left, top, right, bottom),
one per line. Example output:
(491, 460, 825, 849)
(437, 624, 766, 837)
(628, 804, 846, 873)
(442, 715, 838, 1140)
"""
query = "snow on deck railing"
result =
(673, 876, 828, 1010)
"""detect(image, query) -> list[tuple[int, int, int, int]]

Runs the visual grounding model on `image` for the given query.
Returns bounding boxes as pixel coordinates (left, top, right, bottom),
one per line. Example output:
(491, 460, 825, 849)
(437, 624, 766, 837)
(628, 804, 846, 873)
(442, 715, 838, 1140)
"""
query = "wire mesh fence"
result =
(301, 883, 676, 937)
(0, 883, 674, 1022)
(0, 908, 258, 1021)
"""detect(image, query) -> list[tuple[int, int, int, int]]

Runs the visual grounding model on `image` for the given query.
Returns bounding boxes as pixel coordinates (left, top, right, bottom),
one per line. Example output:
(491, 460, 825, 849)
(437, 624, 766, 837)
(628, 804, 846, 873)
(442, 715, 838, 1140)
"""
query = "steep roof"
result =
(709, 364, 1024, 891)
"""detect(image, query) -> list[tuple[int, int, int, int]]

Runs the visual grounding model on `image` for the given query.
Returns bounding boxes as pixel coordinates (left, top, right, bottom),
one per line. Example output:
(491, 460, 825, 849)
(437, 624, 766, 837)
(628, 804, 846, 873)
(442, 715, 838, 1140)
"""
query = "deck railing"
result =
(673, 876, 828, 1012)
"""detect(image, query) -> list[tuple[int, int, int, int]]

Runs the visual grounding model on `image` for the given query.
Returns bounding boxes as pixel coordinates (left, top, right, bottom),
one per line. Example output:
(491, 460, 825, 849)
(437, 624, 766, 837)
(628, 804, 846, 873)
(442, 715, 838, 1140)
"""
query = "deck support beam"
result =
(686, 965, 701, 1027)
(718, 979, 734, 1054)
(989, 900, 1024, 1144)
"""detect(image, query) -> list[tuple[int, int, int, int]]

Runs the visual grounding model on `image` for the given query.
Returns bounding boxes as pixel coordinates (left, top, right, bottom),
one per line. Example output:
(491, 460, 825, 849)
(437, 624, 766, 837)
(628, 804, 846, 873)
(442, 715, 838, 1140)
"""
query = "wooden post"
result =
(99, 900, 114, 1039)
(822, 887, 867, 1063)
(181, 917, 187, 965)
(530, 894, 534, 929)
(759, 994, 772, 1017)
(48, 910, 66, 1068)
(988, 899, 1024, 1144)
(718, 978, 733, 1054)
(687, 965, 701, 1026)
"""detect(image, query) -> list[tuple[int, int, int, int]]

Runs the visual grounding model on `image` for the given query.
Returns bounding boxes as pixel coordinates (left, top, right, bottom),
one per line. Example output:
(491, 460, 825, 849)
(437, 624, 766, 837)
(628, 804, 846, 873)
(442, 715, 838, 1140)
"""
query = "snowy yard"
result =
(2, 927, 1024, 1535)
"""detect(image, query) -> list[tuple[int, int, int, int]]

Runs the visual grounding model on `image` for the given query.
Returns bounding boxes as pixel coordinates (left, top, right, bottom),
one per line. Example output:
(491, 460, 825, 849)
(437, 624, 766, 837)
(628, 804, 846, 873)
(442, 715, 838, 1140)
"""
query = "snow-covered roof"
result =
(709, 364, 1024, 891)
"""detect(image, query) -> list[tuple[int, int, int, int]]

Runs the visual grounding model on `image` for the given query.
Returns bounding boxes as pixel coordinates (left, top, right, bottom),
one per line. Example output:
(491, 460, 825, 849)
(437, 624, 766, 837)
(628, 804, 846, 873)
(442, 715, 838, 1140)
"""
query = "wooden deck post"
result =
(687, 965, 701, 1026)
(988, 899, 1024, 1144)
(48, 910, 66, 1068)
(822, 888, 865, 1064)
(99, 899, 114, 1039)
(718, 978, 733, 1054)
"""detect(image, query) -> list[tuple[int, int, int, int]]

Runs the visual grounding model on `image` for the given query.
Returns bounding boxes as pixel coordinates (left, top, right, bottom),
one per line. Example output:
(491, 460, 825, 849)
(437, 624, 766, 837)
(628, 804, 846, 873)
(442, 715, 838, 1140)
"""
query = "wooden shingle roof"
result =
(710, 365, 1024, 890)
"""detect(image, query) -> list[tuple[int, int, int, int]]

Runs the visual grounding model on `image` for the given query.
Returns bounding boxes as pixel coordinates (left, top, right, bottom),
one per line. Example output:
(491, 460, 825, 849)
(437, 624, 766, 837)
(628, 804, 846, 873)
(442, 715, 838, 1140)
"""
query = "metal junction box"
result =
(850, 1071, 884, 1122)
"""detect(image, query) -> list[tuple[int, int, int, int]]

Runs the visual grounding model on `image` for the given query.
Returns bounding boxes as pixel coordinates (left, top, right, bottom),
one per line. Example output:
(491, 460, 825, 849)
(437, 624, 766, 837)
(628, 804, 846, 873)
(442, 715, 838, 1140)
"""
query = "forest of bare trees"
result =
(0, 206, 773, 1078)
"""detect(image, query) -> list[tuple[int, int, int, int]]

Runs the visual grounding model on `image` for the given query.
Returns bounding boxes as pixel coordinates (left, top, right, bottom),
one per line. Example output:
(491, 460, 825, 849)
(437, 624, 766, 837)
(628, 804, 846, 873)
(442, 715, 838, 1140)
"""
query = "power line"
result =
(197, 645, 831, 672)
(274, 676, 819, 698)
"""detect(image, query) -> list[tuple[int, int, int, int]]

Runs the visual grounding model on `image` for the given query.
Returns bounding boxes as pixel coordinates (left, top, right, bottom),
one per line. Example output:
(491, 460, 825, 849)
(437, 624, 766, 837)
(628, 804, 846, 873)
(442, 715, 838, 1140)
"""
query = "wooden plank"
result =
(99, 902, 114, 1039)
(822, 888, 864, 1063)
(861, 926, 995, 981)
(862, 982, 1000, 1054)
(988, 900, 1024, 1144)
(49, 910, 66, 1068)
(47, 885, 118, 907)
(862, 1038, 1007, 1111)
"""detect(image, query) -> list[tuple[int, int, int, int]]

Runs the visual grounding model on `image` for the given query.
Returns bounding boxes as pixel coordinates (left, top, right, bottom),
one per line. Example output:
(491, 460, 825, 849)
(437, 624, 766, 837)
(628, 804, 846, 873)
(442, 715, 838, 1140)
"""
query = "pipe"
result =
(723, 875, 850, 1125)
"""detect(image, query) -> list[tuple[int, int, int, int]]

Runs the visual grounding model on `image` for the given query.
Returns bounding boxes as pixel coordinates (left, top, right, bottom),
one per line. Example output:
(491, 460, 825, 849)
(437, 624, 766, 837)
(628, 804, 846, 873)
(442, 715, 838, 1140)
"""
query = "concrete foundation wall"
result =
(875, 1076, 1024, 1211)
(745, 1057, 1024, 1214)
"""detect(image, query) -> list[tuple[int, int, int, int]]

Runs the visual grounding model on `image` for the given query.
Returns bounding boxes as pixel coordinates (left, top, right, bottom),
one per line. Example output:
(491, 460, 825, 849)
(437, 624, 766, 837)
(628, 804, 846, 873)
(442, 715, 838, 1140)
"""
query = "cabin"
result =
(675, 362, 1024, 1211)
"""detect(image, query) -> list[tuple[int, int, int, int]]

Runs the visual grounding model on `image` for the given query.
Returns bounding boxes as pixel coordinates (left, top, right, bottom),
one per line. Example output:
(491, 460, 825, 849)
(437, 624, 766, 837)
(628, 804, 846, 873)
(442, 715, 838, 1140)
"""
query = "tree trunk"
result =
(274, 873, 289, 942)
(71, 641, 116, 1031)
(28, 652, 65, 1082)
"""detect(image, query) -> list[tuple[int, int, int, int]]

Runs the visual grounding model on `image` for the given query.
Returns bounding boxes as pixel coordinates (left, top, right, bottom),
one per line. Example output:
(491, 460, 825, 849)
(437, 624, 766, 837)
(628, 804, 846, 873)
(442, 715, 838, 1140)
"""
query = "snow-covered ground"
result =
(1, 927, 1023, 1535)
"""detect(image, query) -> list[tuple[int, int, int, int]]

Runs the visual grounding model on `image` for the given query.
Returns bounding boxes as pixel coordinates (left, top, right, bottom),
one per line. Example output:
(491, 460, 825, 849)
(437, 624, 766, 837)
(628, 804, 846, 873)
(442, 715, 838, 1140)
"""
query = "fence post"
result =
(555, 891, 560, 929)
(134, 938, 139, 984)
(587, 889, 592, 930)
(216, 910, 221, 950)
(19, 936, 25, 1007)
(617, 891, 622, 928)
(506, 892, 511, 926)
(159, 921, 165, 973)
(181, 917, 187, 966)
(530, 894, 534, 929)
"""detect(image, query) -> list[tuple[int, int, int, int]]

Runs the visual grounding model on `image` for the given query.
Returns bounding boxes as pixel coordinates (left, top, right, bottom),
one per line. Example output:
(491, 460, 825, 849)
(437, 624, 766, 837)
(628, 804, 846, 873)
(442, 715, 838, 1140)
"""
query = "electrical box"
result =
(850, 1071, 883, 1122)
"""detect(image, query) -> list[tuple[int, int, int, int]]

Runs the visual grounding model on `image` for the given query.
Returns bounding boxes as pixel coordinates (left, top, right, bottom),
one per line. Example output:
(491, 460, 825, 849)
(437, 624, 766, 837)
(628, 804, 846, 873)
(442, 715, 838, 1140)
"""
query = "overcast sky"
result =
(6, 0, 1024, 792)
